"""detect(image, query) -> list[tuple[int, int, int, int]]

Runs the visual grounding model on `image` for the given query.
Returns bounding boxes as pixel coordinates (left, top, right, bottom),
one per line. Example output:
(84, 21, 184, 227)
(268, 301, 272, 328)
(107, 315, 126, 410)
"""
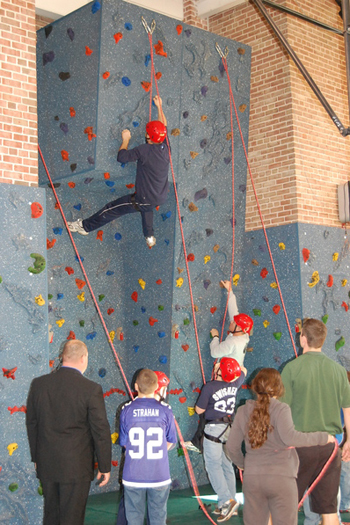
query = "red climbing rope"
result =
(220, 56, 298, 359)
(38, 146, 134, 401)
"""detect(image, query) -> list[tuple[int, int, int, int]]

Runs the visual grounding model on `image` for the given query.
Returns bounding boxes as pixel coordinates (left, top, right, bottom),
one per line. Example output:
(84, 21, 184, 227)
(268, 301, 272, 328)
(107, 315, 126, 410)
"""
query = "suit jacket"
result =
(26, 366, 111, 482)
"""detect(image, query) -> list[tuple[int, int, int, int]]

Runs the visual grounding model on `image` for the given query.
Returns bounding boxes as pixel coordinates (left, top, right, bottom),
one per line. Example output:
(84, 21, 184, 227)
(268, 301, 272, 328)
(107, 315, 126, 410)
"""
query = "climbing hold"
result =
(141, 307, 146, 313)
(67, 181, 75, 188)
(176, 278, 184, 288)
(342, 302, 349, 312)
(31, 202, 43, 219)
(104, 172, 110, 179)
(84, 126, 96, 141)
(206, 229, 213, 237)
(201, 115, 207, 121)
(48, 294, 53, 300)
(273, 332, 282, 341)
(79, 320, 85, 327)
(161, 211, 172, 221)
(156, 279, 162, 285)
(188, 406, 195, 416)
(253, 309, 261, 316)
(133, 345, 139, 353)
(184, 318, 190, 326)
(201, 86, 208, 97)
(326, 275, 334, 288)
(279, 243, 285, 250)
(75, 279, 86, 290)
(239, 104, 247, 113)
(122, 76, 131, 86)
(106, 271, 114, 276)
(138, 278, 146, 290)
(171, 128, 180, 136)
(204, 255, 211, 264)
(69, 107, 76, 117)
(98, 294, 105, 302)
(125, 183, 135, 189)
(194, 188, 207, 201)
(60, 123, 69, 135)
(336, 336, 345, 351)
(91, 1, 101, 13)
(158, 332, 166, 338)
(210, 307, 217, 314)
(116, 327, 123, 341)
(96, 230, 103, 241)
(263, 296, 269, 302)
(238, 47, 245, 55)
(342, 279, 347, 287)
(67, 331, 76, 340)
(272, 305, 280, 315)
(56, 319, 65, 328)
(53, 227, 63, 235)
(3, 367, 17, 380)
(109, 330, 115, 341)
(8, 482, 19, 493)
(70, 164, 77, 172)
(226, 132, 232, 141)
(187, 253, 195, 262)
(59, 72, 71, 81)
(111, 432, 118, 444)
(46, 239, 56, 250)
(270, 283, 278, 289)
(114, 32, 123, 44)
(85, 46, 93, 56)
(190, 151, 199, 159)
(35, 295, 45, 306)
(87, 156, 94, 165)
(154, 40, 167, 57)
(200, 139, 207, 149)
(115, 233, 122, 241)
(308, 271, 319, 288)
(102, 71, 110, 79)
(44, 25, 53, 38)
(260, 268, 268, 279)
(177, 268, 184, 274)
(333, 252, 339, 261)
(133, 320, 139, 326)
(99, 368, 106, 378)
(7, 443, 18, 456)
(176, 24, 183, 35)
(322, 314, 329, 324)
(159, 355, 167, 363)
(86, 332, 97, 340)
(213, 244, 220, 253)
(57, 293, 64, 300)
(263, 320, 270, 328)
(179, 397, 187, 404)
(77, 292, 85, 302)
(141, 81, 151, 92)
(107, 308, 114, 315)
(149, 317, 158, 326)
(28, 253, 46, 274)
(84, 177, 93, 184)
(251, 259, 259, 266)
(232, 274, 240, 286)
(65, 267, 74, 275)
(211, 75, 219, 82)
(131, 291, 138, 302)
(184, 29, 191, 37)
(8, 406, 26, 415)
(155, 72, 162, 80)
(188, 202, 198, 212)
(302, 248, 310, 263)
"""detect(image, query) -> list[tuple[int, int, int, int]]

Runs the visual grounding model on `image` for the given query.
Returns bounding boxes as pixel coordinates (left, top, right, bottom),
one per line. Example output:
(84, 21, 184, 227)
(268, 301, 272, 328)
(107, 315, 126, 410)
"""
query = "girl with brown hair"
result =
(225, 368, 334, 525)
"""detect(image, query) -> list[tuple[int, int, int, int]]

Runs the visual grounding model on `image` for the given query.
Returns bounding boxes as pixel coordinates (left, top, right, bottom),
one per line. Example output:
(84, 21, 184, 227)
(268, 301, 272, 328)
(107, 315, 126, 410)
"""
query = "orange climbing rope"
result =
(38, 146, 135, 401)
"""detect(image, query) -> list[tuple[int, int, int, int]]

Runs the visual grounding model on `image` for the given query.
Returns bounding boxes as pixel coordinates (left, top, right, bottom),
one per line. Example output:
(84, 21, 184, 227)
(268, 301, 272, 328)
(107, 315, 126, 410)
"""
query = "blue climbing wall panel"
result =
(0, 184, 47, 523)
(36, 0, 252, 496)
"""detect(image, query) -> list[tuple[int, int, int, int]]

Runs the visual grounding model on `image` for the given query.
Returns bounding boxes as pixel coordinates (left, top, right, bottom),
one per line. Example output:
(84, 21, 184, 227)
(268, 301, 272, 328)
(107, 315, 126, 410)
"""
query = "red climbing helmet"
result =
(146, 120, 167, 143)
(233, 313, 254, 334)
(154, 371, 170, 393)
(219, 358, 241, 382)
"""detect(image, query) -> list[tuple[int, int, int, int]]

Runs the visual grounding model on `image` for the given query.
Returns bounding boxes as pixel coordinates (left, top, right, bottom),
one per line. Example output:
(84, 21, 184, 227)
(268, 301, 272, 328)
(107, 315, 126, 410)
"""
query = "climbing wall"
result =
(0, 185, 47, 522)
(36, 0, 252, 497)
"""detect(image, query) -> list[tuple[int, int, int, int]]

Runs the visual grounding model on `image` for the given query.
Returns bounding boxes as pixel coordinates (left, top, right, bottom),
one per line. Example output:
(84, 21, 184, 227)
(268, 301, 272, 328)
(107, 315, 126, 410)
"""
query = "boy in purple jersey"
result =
(195, 358, 246, 523)
(119, 369, 176, 525)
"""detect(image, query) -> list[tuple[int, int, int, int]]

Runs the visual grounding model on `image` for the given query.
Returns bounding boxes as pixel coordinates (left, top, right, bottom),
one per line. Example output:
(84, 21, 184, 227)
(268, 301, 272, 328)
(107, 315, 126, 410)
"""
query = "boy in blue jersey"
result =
(119, 369, 176, 525)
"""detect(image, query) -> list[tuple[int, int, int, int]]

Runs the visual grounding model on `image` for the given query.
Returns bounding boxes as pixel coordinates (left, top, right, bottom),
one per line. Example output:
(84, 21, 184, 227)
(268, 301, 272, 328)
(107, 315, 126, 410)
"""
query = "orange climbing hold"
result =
(65, 266, 74, 275)
(84, 126, 96, 141)
(326, 275, 333, 288)
(141, 81, 151, 92)
(155, 72, 162, 80)
(54, 202, 59, 210)
(47, 238, 56, 250)
(131, 291, 138, 302)
(126, 183, 135, 189)
(154, 40, 167, 57)
(187, 253, 195, 262)
(67, 331, 76, 340)
(182, 344, 189, 352)
(114, 32, 123, 44)
(68, 182, 75, 188)
(61, 150, 69, 161)
(102, 71, 110, 79)
(156, 279, 162, 285)
(272, 305, 281, 315)
(85, 46, 93, 55)
(149, 317, 158, 326)
(104, 172, 110, 179)
(31, 202, 43, 219)
(210, 307, 217, 314)
(75, 278, 86, 290)
(342, 301, 349, 312)
(96, 230, 103, 241)
(176, 24, 183, 35)
(69, 107, 76, 117)
(302, 248, 310, 263)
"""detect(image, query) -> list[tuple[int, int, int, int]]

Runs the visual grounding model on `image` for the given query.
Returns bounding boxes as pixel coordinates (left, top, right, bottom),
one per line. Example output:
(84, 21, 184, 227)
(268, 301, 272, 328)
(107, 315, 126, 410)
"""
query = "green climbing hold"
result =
(28, 253, 46, 274)
(98, 294, 105, 302)
(48, 294, 53, 300)
(177, 447, 184, 457)
(158, 305, 164, 311)
(9, 483, 18, 492)
(133, 320, 139, 326)
(0, 276, 2, 284)
(79, 320, 85, 327)
(38, 482, 43, 496)
(183, 318, 190, 326)
(253, 309, 261, 316)
(273, 332, 282, 341)
(322, 314, 329, 324)
(335, 336, 345, 352)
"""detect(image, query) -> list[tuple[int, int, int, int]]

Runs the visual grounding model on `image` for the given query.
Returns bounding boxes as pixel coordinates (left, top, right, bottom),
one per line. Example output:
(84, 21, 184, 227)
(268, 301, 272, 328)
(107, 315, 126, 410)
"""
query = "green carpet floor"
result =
(84, 484, 350, 524)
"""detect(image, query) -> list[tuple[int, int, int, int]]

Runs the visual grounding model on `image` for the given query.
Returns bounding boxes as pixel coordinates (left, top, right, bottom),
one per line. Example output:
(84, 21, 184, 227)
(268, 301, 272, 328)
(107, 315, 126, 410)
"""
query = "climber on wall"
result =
(68, 95, 170, 248)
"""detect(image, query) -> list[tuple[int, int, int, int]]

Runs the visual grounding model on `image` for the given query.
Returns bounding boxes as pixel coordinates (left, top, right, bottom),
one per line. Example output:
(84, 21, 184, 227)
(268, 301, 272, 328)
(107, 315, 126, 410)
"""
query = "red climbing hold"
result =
(85, 46, 93, 56)
(68, 181, 75, 188)
(54, 202, 59, 210)
(174, 331, 179, 339)
(47, 238, 56, 250)
(260, 268, 268, 279)
(67, 331, 76, 340)
(302, 248, 310, 263)
(8, 405, 26, 415)
(107, 308, 114, 315)
(295, 324, 300, 333)
(149, 317, 158, 326)
(104, 172, 110, 179)
(119, 332, 124, 341)
(179, 396, 187, 404)
(342, 301, 349, 312)
(131, 291, 138, 302)
(69, 107, 76, 117)
(326, 275, 333, 288)
(65, 266, 74, 275)
(75, 278, 86, 290)
(49, 360, 55, 367)
(154, 40, 167, 57)
(155, 72, 162, 80)
(210, 307, 217, 314)
(141, 81, 151, 92)
(114, 32, 123, 44)
(102, 71, 110, 79)
(84, 126, 96, 141)
(182, 344, 189, 352)
(176, 25, 183, 35)
(126, 183, 135, 189)
(96, 230, 103, 241)
(272, 305, 281, 315)
(61, 150, 69, 161)
(2, 367, 17, 380)
(31, 202, 43, 219)
(156, 279, 162, 285)
(187, 253, 195, 262)
(193, 387, 201, 393)
(112, 460, 119, 467)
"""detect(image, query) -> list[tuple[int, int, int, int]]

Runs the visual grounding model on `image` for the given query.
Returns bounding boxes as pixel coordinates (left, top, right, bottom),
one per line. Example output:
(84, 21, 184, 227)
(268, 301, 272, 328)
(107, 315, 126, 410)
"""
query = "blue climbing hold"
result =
(57, 293, 64, 300)
(74, 204, 82, 211)
(105, 180, 115, 187)
(183, 111, 189, 119)
(75, 254, 84, 262)
(91, 1, 101, 13)
(106, 271, 114, 276)
(53, 227, 63, 235)
(161, 211, 172, 221)
(122, 76, 131, 86)
(141, 307, 146, 313)
(121, 163, 126, 168)
(114, 233, 122, 241)
(133, 121, 139, 127)
(86, 332, 97, 340)
(134, 345, 139, 353)
(159, 355, 167, 363)
(184, 29, 191, 37)
(158, 332, 166, 338)
(164, 239, 170, 245)
(110, 189, 115, 193)
(125, 22, 133, 30)
(98, 368, 106, 378)
(60, 123, 69, 134)
(145, 54, 151, 67)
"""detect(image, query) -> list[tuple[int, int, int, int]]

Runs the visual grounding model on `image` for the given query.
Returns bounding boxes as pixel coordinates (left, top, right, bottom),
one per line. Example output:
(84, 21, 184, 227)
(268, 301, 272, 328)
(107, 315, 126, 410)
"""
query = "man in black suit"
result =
(26, 339, 112, 525)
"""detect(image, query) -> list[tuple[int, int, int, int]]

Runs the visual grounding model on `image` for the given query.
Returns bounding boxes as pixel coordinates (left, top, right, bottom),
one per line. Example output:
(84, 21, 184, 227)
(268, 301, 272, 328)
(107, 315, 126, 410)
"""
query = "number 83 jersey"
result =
(120, 397, 177, 487)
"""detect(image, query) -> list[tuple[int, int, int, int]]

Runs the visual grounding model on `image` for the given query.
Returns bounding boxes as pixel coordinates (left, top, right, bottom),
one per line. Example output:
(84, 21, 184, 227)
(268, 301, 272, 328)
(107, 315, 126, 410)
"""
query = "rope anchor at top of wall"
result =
(141, 16, 156, 34)
(215, 42, 229, 59)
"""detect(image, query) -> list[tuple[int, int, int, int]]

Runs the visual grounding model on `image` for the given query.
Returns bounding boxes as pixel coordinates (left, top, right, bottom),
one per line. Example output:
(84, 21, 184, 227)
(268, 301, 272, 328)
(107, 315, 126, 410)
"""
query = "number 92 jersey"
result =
(120, 397, 177, 487)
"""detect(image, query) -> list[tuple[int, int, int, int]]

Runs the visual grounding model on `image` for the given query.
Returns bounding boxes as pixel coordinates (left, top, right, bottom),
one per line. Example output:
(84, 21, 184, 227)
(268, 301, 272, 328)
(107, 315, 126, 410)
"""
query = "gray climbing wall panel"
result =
(0, 184, 47, 523)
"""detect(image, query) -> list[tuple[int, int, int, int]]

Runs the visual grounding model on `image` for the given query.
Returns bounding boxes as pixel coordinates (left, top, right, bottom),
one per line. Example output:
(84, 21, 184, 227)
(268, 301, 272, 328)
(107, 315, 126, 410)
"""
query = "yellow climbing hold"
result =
(7, 443, 18, 456)
(342, 279, 348, 287)
(333, 252, 339, 261)
(109, 330, 115, 342)
(35, 294, 45, 306)
(194, 304, 199, 312)
(187, 407, 196, 416)
(270, 282, 278, 289)
(190, 151, 199, 159)
(204, 255, 211, 264)
(308, 271, 320, 288)
(111, 432, 119, 444)
(56, 319, 65, 328)
(226, 132, 232, 141)
(279, 243, 285, 251)
(210, 75, 219, 82)
(176, 277, 184, 288)
(232, 274, 240, 286)
(138, 278, 146, 290)
(263, 320, 270, 328)
(77, 292, 85, 302)
(213, 244, 220, 253)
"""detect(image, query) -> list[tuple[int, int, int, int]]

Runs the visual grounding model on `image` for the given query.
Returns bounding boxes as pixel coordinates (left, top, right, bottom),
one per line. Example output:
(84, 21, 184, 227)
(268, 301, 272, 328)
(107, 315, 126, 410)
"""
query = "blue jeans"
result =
(340, 460, 350, 510)
(124, 484, 170, 525)
(203, 423, 236, 508)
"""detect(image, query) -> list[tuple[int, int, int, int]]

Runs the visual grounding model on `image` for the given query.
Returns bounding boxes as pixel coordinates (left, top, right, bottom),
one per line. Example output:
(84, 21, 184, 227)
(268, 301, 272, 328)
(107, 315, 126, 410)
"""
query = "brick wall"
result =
(183, 0, 208, 30)
(0, 0, 38, 186)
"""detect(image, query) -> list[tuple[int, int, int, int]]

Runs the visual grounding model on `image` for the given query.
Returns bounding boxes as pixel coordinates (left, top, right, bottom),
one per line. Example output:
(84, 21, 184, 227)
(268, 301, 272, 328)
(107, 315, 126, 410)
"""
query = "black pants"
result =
(41, 480, 91, 525)
(191, 412, 206, 452)
(82, 193, 154, 237)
